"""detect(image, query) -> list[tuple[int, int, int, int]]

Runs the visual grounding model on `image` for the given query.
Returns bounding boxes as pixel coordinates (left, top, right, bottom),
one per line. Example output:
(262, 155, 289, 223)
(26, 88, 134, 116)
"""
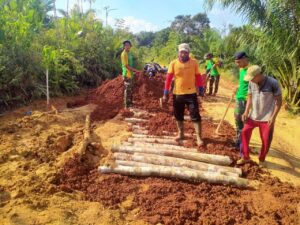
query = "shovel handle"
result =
(215, 95, 234, 134)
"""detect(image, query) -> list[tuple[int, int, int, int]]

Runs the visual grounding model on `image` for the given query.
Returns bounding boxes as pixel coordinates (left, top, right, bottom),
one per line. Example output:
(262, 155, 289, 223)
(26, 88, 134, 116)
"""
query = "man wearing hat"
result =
(162, 43, 205, 146)
(237, 65, 282, 166)
(121, 40, 142, 108)
(233, 51, 250, 152)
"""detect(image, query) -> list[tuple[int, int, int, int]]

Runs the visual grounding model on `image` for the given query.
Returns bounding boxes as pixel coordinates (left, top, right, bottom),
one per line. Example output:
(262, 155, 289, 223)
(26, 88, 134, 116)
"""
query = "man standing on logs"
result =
(162, 43, 204, 146)
(121, 40, 142, 108)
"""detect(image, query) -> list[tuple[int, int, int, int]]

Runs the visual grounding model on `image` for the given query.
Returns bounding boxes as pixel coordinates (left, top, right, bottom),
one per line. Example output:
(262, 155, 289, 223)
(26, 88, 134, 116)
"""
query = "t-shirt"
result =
(236, 67, 249, 100)
(167, 58, 200, 95)
(121, 50, 134, 78)
(248, 76, 282, 121)
(206, 59, 219, 76)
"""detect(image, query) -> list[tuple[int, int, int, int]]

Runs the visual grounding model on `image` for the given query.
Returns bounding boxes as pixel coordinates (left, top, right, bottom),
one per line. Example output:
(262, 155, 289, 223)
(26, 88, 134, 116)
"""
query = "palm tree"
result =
(205, 0, 300, 111)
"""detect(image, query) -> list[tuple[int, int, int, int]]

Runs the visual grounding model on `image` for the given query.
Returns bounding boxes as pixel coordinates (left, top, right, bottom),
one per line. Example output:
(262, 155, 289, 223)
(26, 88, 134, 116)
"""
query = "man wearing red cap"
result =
(162, 43, 205, 146)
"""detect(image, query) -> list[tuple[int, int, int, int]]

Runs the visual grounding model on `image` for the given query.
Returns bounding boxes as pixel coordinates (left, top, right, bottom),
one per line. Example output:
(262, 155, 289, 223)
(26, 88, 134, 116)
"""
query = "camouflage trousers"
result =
(124, 78, 134, 108)
(234, 99, 247, 154)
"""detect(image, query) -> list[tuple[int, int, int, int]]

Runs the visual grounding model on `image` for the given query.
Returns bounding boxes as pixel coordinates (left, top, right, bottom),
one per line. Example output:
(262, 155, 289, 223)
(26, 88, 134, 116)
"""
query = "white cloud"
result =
(107, 16, 159, 33)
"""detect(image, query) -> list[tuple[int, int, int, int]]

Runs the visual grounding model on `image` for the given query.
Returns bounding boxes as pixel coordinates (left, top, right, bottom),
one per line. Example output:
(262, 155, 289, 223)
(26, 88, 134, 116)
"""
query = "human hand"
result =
(241, 113, 248, 122)
(268, 117, 275, 128)
(162, 94, 169, 103)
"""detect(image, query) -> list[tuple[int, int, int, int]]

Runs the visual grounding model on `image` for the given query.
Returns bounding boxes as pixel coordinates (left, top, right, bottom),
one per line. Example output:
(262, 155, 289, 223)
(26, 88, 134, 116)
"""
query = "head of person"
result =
(178, 43, 190, 63)
(204, 53, 213, 60)
(234, 51, 249, 68)
(244, 65, 264, 84)
(123, 40, 132, 51)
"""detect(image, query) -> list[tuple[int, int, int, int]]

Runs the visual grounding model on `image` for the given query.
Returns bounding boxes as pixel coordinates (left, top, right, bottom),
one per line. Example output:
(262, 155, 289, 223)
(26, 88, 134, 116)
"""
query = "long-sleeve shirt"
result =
(164, 58, 204, 95)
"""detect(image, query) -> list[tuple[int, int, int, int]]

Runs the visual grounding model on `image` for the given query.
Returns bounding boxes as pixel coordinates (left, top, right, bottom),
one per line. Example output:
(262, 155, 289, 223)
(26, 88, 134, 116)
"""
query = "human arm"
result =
(268, 82, 282, 127)
(242, 94, 252, 122)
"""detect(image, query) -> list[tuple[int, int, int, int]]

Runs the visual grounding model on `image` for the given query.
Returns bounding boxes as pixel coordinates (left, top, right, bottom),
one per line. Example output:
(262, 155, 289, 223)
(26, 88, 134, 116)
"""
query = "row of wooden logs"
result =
(99, 110, 254, 188)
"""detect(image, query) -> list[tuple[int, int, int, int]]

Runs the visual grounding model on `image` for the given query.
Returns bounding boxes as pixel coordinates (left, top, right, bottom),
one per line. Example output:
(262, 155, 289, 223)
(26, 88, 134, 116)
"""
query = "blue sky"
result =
(56, 0, 246, 33)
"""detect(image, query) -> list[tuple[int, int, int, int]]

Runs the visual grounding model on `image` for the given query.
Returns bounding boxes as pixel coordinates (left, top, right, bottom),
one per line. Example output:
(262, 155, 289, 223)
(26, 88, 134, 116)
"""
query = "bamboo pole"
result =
(99, 165, 249, 187)
(113, 152, 241, 176)
(111, 145, 232, 166)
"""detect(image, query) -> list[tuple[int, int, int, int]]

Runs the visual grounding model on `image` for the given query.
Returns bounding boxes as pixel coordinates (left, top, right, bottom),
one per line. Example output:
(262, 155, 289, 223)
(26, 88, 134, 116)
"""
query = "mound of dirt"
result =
(67, 75, 167, 122)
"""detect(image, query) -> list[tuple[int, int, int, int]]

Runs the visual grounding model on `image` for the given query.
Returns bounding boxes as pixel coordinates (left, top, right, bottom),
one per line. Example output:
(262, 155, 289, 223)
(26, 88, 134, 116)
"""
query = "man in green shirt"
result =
(205, 53, 220, 95)
(121, 40, 142, 108)
(233, 51, 249, 153)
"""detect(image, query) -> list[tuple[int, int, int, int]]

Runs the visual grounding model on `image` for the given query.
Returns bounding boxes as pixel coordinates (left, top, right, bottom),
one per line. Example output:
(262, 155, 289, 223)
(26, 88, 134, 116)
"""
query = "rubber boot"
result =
(193, 121, 204, 146)
(175, 121, 184, 141)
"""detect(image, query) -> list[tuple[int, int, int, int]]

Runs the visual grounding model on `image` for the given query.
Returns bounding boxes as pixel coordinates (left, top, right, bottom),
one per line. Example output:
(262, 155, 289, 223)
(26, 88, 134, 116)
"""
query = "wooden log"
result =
(132, 134, 175, 139)
(122, 142, 198, 152)
(113, 152, 241, 176)
(162, 131, 193, 137)
(114, 160, 239, 178)
(132, 129, 149, 135)
(77, 114, 91, 156)
(132, 125, 146, 130)
(124, 118, 148, 123)
(99, 165, 249, 187)
(127, 137, 184, 146)
(111, 145, 232, 166)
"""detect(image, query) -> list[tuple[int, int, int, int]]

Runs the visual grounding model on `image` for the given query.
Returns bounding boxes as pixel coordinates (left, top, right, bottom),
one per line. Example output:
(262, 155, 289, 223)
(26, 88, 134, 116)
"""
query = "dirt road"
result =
(0, 75, 299, 225)
(203, 77, 300, 185)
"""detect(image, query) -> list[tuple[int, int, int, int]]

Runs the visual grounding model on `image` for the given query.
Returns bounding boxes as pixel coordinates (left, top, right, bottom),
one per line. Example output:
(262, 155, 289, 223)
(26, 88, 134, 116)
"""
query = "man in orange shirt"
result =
(162, 43, 204, 146)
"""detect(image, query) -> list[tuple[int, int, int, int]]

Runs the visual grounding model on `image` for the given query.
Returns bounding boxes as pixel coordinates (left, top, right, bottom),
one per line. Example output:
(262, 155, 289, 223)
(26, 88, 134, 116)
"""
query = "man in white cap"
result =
(162, 43, 205, 146)
(237, 65, 282, 166)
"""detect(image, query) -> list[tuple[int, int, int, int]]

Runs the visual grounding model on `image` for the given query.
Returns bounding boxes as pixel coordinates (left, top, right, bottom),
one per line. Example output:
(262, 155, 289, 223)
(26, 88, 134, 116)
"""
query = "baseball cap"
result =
(234, 51, 248, 60)
(178, 43, 190, 52)
(244, 65, 262, 81)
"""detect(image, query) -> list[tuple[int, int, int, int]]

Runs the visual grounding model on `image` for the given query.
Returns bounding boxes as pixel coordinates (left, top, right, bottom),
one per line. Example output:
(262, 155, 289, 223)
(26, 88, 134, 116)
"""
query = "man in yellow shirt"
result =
(121, 40, 142, 108)
(162, 43, 204, 146)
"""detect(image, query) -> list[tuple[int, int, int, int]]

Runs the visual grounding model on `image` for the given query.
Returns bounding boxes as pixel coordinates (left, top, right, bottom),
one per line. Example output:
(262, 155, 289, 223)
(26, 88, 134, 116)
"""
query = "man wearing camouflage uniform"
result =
(121, 40, 141, 108)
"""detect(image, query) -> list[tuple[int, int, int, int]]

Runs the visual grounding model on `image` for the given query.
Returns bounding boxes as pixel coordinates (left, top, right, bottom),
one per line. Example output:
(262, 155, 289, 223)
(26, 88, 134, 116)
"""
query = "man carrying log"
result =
(237, 65, 282, 167)
(121, 40, 142, 108)
(162, 43, 204, 146)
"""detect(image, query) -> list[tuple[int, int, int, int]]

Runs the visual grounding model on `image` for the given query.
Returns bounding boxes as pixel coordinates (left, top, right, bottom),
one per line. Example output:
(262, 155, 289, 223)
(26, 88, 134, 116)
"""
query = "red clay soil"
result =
(58, 151, 300, 225)
(60, 75, 300, 225)
(57, 114, 299, 225)
(66, 75, 167, 121)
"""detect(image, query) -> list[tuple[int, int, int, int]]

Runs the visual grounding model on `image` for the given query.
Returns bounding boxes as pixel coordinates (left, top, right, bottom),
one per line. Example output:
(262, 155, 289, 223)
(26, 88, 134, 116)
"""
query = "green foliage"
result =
(0, 0, 142, 110)
(206, 0, 300, 112)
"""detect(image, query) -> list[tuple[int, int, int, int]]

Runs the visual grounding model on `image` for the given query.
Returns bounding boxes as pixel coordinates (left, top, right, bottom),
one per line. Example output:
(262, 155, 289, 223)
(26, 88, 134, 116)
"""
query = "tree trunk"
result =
(111, 145, 233, 166)
(127, 137, 181, 146)
(77, 114, 91, 156)
(123, 142, 198, 152)
(99, 165, 249, 187)
(112, 152, 241, 176)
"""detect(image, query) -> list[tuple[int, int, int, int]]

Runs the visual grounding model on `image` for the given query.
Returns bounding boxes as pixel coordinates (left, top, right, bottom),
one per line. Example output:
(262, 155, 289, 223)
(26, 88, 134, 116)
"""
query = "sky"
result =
(56, 0, 246, 33)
